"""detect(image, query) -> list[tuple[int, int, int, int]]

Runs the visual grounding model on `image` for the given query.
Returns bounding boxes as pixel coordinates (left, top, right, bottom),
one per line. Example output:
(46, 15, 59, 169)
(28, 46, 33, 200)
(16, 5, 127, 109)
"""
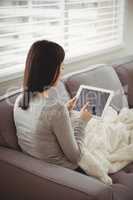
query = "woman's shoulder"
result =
(41, 100, 68, 122)
(42, 99, 66, 112)
(13, 93, 67, 116)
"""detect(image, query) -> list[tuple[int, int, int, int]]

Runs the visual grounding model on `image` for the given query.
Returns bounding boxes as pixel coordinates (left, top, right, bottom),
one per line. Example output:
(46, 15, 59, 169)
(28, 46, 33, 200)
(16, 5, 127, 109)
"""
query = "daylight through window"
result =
(0, 0, 125, 72)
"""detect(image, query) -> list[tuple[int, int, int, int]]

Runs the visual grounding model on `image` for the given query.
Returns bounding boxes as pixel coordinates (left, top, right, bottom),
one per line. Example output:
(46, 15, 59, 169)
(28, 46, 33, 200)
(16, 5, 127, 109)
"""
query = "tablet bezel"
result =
(75, 85, 114, 119)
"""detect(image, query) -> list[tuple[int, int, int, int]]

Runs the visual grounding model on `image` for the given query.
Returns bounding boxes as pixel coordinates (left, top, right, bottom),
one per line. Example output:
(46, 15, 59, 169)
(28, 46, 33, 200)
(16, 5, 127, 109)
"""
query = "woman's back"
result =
(14, 92, 87, 169)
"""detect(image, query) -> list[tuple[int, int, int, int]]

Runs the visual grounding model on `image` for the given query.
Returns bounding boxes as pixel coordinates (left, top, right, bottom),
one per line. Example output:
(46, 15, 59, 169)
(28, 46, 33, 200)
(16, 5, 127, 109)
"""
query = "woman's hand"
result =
(66, 96, 77, 111)
(80, 102, 92, 122)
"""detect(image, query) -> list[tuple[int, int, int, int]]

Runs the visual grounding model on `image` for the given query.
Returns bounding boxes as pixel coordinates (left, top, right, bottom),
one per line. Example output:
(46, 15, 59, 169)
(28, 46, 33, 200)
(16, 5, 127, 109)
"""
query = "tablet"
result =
(74, 85, 114, 119)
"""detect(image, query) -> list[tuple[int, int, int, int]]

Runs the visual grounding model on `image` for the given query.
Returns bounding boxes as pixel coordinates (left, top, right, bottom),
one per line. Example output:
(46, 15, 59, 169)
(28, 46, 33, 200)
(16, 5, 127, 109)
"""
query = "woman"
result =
(14, 40, 92, 172)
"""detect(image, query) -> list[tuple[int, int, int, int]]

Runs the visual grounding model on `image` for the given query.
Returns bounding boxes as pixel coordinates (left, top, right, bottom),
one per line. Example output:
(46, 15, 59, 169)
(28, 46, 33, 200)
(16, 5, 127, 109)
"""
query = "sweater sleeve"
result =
(51, 102, 88, 164)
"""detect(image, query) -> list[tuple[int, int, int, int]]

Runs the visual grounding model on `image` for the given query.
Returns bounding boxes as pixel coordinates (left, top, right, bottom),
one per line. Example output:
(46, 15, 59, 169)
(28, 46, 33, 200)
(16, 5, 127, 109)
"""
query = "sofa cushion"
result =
(112, 59, 133, 108)
(63, 64, 128, 112)
(110, 162, 133, 198)
(0, 92, 21, 150)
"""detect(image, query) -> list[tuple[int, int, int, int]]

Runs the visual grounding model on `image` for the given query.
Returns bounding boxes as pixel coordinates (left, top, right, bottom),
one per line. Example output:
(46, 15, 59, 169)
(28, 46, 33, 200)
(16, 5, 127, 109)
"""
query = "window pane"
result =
(0, 0, 125, 71)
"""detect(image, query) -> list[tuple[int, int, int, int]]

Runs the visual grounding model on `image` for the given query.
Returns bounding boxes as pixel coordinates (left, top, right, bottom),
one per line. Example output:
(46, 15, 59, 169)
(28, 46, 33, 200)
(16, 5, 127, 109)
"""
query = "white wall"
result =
(64, 0, 133, 74)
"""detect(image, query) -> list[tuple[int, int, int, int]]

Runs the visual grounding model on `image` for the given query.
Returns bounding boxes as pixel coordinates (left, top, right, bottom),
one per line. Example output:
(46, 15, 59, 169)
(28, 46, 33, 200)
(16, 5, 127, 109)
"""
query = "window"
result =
(0, 0, 125, 73)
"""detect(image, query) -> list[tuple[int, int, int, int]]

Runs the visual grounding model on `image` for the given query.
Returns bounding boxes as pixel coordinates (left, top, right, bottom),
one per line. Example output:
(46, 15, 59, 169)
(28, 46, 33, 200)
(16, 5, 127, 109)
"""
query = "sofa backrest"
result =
(0, 92, 21, 150)
(112, 56, 133, 108)
(63, 64, 128, 112)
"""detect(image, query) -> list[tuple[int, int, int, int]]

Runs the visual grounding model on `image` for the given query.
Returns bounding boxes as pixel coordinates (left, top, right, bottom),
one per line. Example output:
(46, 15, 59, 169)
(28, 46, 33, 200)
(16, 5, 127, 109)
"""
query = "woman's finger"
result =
(69, 97, 77, 105)
(72, 96, 77, 102)
(82, 101, 90, 110)
(84, 101, 90, 107)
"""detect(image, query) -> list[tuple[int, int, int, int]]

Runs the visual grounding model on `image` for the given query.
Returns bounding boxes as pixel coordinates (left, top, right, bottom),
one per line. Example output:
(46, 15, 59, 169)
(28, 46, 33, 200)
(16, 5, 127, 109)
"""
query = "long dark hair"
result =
(19, 40, 65, 110)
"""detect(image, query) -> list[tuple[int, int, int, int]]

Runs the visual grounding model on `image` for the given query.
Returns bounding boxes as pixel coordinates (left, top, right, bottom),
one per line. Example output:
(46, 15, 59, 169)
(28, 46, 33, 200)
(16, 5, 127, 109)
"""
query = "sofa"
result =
(0, 57, 133, 200)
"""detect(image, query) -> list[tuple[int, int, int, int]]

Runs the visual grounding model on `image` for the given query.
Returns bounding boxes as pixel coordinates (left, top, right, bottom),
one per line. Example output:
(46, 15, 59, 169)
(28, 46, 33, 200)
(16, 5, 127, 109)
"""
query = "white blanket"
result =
(78, 107, 133, 185)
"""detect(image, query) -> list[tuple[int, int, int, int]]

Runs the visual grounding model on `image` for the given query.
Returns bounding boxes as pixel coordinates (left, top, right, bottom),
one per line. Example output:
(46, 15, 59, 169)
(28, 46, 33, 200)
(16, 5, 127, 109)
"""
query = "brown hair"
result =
(19, 40, 65, 110)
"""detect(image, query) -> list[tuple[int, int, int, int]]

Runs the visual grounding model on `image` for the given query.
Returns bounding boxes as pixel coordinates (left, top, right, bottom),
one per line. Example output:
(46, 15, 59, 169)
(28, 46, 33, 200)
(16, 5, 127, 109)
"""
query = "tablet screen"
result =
(74, 86, 113, 117)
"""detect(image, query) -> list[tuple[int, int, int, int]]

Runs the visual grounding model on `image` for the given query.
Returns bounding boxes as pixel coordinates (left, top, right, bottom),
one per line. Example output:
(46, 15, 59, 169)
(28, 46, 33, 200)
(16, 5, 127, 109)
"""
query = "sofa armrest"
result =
(112, 58, 133, 108)
(0, 147, 112, 200)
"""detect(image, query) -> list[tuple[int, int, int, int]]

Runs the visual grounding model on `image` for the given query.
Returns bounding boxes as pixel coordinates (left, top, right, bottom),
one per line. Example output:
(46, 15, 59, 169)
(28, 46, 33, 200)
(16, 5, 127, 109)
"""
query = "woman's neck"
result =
(36, 90, 49, 98)
(43, 90, 49, 98)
